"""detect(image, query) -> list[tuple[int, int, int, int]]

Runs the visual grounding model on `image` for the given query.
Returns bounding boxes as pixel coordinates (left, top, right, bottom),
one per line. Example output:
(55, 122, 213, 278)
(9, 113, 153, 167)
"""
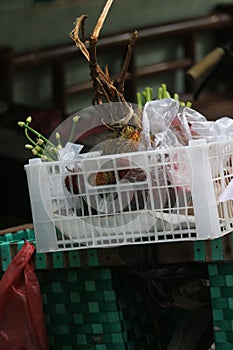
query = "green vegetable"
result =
(136, 83, 192, 107)
(18, 115, 80, 161)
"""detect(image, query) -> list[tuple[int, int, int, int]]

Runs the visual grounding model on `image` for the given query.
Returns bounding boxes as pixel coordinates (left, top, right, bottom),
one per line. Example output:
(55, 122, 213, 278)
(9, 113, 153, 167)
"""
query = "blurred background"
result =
(0, 0, 233, 229)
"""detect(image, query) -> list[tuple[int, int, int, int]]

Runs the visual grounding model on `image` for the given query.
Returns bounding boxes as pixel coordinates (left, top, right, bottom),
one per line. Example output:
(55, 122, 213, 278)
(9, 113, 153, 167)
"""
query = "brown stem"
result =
(80, 15, 87, 42)
(117, 30, 138, 94)
(89, 36, 102, 104)
(92, 0, 114, 39)
(70, 15, 89, 61)
(69, 0, 141, 128)
(88, 0, 114, 104)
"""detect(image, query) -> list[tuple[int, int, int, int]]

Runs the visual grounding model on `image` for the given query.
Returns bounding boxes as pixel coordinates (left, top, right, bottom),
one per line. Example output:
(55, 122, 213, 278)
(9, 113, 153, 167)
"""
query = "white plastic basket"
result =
(25, 139, 233, 252)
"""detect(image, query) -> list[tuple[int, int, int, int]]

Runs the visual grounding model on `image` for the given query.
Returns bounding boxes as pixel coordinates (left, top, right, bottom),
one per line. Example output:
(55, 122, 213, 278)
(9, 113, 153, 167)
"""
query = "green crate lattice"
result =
(208, 262, 233, 350)
(194, 233, 233, 349)
(37, 268, 159, 349)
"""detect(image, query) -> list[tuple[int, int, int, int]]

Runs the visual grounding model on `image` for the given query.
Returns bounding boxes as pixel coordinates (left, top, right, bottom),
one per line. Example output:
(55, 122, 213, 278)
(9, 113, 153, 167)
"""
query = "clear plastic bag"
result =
(141, 98, 208, 149)
(141, 98, 233, 187)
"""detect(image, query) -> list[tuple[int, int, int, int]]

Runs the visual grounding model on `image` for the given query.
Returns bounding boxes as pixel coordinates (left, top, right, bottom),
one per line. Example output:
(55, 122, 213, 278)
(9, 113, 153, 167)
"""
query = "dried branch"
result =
(70, 0, 141, 128)
(92, 0, 114, 39)
(70, 15, 89, 61)
(70, 1, 118, 105)
(89, 0, 117, 104)
(80, 15, 87, 42)
(117, 30, 138, 94)
(89, 35, 101, 104)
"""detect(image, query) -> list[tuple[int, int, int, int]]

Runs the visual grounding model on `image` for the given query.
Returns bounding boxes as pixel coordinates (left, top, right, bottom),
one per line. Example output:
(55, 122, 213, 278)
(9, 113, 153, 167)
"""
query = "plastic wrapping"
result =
(141, 98, 209, 149)
(49, 99, 233, 216)
(141, 98, 233, 148)
(0, 240, 50, 350)
(190, 116, 233, 142)
(141, 98, 233, 189)
(58, 141, 84, 160)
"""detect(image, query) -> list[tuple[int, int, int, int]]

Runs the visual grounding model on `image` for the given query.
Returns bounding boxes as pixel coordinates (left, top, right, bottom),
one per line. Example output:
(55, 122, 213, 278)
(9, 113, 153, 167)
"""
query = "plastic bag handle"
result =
(187, 47, 225, 81)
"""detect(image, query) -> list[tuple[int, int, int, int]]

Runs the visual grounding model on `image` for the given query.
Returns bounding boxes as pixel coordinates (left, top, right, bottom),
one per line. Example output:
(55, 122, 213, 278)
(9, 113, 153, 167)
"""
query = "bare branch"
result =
(69, 0, 142, 128)
(117, 30, 138, 94)
(89, 36, 101, 103)
(92, 0, 114, 39)
(69, 15, 90, 61)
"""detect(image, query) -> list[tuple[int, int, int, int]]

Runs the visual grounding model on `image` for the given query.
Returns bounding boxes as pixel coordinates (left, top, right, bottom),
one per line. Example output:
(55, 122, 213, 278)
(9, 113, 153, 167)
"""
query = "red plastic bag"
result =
(0, 240, 50, 350)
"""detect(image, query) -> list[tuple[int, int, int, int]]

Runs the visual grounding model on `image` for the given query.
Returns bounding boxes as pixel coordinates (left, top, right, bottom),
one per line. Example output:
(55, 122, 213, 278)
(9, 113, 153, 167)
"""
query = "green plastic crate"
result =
(208, 262, 233, 350)
(37, 268, 160, 349)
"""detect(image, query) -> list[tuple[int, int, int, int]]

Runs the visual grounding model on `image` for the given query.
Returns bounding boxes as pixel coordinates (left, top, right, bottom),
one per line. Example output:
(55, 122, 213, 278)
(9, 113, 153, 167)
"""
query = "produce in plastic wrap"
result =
(18, 82, 233, 218)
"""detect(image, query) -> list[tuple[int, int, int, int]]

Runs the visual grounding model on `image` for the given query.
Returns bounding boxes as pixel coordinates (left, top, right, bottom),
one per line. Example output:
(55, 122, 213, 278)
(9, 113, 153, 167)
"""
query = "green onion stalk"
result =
(18, 115, 80, 161)
(136, 83, 192, 108)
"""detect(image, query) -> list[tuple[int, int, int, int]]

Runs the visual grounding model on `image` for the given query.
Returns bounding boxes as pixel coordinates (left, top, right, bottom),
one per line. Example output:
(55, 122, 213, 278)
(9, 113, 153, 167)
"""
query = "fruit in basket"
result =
(64, 169, 80, 194)
(89, 170, 116, 186)
(64, 165, 146, 194)
(63, 154, 148, 216)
